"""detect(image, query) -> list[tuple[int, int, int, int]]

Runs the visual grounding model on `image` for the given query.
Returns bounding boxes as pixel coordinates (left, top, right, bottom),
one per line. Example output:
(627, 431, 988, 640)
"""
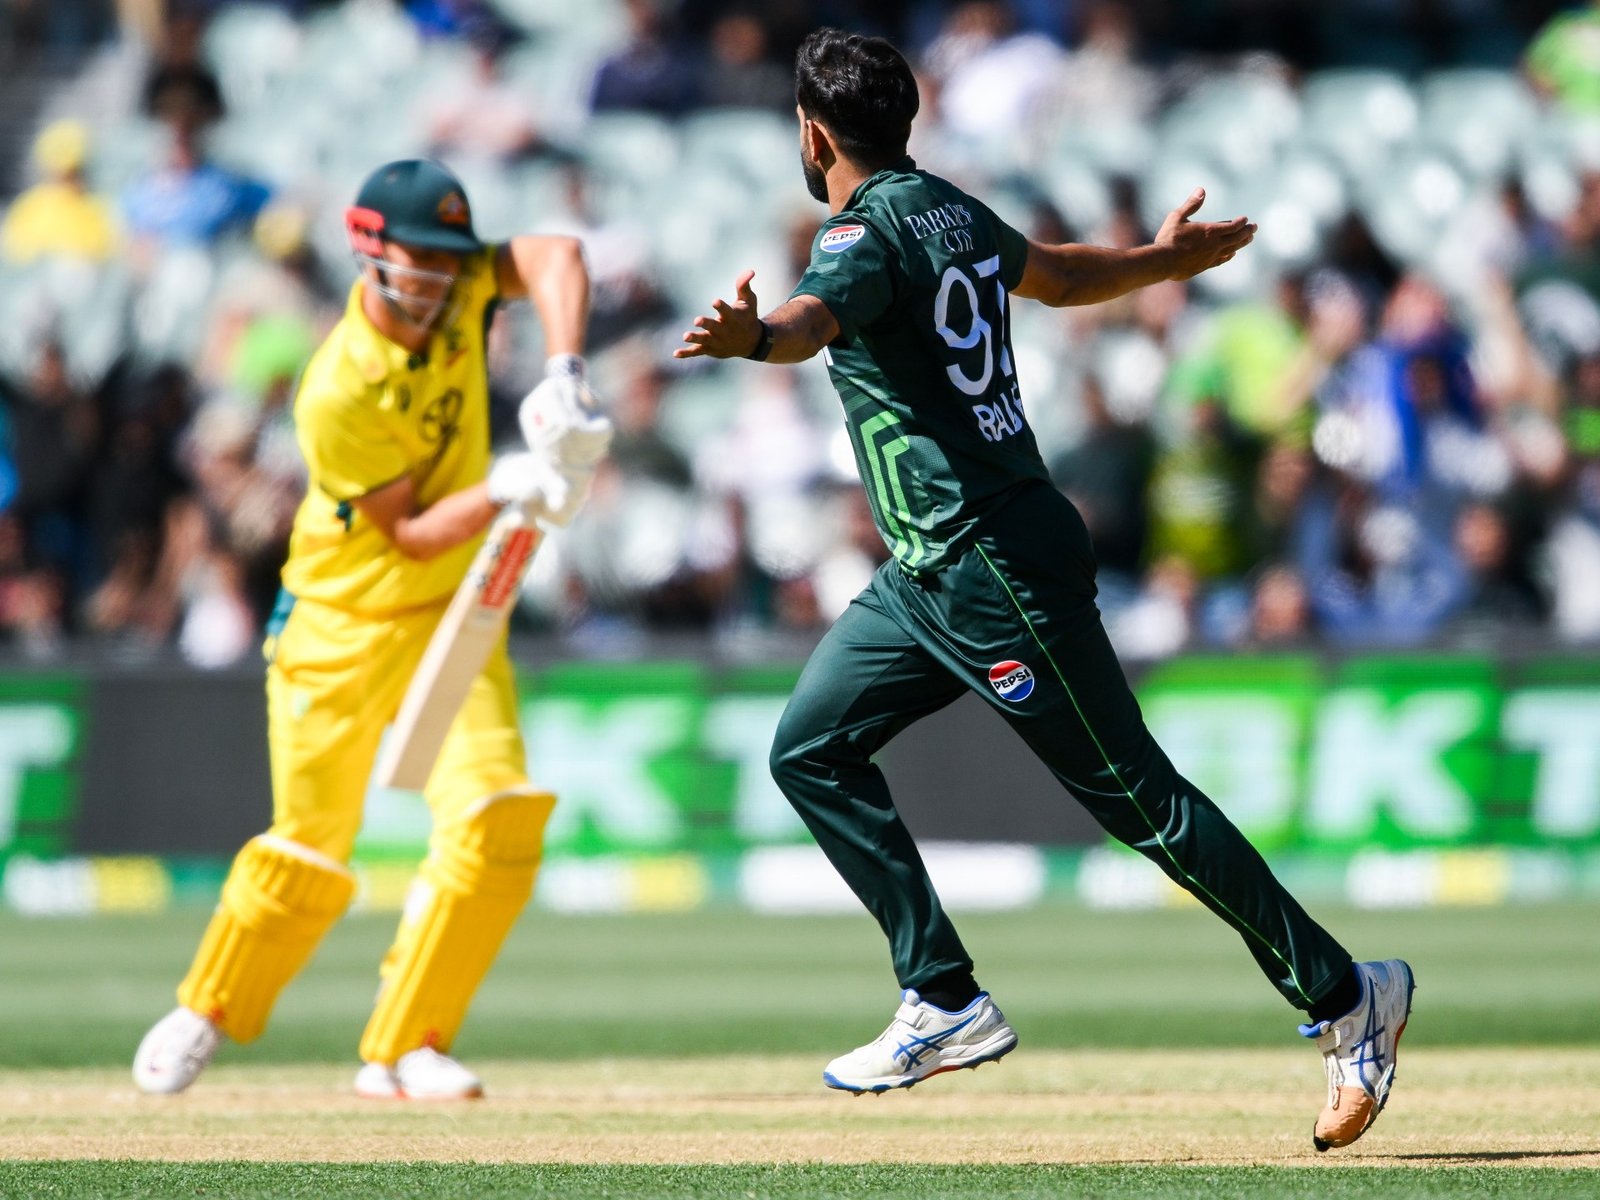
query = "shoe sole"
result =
(822, 1028, 1019, 1094)
(1313, 962, 1415, 1153)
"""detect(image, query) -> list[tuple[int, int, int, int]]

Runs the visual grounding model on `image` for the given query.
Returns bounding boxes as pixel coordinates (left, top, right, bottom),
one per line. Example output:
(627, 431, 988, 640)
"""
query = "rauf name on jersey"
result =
(972, 382, 1026, 444)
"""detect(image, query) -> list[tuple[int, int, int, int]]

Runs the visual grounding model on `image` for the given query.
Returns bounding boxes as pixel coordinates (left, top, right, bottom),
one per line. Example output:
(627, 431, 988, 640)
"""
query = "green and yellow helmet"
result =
(344, 159, 481, 328)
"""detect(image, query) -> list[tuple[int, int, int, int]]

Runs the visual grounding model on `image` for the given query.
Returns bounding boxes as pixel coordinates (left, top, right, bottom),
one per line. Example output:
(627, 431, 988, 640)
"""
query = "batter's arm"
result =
(1013, 188, 1256, 308)
(495, 236, 590, 357)
(674, 270, 840, 364)
(351, 475, 498, 562)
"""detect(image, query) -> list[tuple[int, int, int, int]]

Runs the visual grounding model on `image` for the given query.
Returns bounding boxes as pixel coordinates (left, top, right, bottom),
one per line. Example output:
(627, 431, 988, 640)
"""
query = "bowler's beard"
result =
(800, 146, 828, 203)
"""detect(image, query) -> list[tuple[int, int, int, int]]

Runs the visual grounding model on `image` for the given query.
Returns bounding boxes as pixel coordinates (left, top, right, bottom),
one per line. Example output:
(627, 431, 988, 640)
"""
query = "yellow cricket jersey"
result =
(281, 247, 500, 615)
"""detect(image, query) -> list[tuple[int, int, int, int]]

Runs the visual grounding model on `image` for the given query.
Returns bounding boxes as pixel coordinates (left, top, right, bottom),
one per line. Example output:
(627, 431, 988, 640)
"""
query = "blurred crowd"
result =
(1, 0, 1599, 666)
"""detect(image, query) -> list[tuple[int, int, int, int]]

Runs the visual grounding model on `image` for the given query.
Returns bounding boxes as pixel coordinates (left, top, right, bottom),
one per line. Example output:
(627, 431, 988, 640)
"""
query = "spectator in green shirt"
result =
(1525, 2, 1600, 112)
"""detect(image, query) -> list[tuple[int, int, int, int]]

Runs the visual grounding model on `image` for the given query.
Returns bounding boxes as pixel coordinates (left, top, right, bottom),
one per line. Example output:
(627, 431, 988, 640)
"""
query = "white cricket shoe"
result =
(354, 1047, 484, 1100)
(133, 1007, 223, 1095)
(1300, 959, 1416, 1151)
(823, 990, 1017, 1093)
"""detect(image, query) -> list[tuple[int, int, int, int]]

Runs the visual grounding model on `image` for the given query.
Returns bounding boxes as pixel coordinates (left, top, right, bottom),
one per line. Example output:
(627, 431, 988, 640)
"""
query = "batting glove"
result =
(519, 371, 613, 474)
(488, 450, 601, 528)
(531, 458, 596, 527)
(486, 451, 555, 509)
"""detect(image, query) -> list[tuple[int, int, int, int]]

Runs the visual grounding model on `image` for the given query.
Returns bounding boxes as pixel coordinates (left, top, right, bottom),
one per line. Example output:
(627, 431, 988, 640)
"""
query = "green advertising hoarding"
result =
(1138, 655, 1600, 852)
(3, 653, 1600, 883)
(354, 662, 811, 861)
(0, 675, 84, 863)
(354, 651, 1600, 863)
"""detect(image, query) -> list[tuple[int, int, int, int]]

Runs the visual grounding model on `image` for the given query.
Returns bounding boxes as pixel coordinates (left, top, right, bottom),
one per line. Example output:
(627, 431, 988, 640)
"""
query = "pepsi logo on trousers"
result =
(988, 660, 1034, 702)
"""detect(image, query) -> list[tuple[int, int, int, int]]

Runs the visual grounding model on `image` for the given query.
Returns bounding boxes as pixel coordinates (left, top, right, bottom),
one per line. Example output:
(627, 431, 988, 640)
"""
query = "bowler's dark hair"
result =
(795, 28, 919, 169)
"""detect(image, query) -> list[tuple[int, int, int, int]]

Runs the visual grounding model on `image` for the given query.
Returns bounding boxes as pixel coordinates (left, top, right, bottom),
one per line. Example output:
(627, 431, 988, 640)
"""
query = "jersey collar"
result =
(845, 156, 917, 209)
(341, 279, 415, 386)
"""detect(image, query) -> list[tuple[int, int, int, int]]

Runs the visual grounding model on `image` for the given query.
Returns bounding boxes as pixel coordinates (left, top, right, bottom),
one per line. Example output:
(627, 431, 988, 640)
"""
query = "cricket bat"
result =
(373, 503, 543, 792)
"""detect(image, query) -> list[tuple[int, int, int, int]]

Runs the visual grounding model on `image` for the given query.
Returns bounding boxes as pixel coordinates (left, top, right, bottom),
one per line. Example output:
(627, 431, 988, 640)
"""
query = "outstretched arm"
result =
(674, 270, 841, 364)
(1012, 188, 1255, 308)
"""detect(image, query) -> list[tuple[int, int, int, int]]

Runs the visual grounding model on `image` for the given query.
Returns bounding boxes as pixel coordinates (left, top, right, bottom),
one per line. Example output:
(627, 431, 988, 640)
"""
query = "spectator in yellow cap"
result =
(0, 120, 120, 265)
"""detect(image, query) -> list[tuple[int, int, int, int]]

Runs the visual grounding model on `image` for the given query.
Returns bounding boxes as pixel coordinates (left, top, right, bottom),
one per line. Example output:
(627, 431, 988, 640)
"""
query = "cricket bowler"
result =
(134, 159, 609, 1099)
(677, 30, 1414, 1151)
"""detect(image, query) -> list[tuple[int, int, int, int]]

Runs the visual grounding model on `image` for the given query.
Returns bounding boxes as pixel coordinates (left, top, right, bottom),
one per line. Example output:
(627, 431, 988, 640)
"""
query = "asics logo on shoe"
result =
(893, 1011, 979, 1068)
(1350, 1025, 1388, 1082)
(1349, 979, 1390, 1083)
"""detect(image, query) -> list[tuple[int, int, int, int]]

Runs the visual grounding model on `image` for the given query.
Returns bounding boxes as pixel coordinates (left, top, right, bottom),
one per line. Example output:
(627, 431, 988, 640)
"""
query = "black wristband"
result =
(747, 319, 774, 362)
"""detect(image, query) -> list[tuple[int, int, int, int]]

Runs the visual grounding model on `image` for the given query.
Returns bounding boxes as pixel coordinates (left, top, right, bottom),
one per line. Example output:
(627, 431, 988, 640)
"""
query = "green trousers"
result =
(769, 482, 1351, 1010)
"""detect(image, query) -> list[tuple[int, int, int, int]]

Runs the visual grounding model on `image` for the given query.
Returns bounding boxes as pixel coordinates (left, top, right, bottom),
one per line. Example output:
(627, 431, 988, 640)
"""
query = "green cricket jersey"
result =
(791, 157, 1050, 573)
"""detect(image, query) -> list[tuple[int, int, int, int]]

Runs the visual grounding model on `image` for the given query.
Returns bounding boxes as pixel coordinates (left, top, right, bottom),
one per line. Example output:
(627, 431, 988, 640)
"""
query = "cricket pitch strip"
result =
(3, 1049, 1597, 1167)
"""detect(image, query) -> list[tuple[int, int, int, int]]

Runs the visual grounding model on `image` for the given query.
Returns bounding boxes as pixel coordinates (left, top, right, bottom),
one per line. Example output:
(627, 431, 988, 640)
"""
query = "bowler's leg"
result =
(966, 531, 1352, 1010)
(769, 592, 969, 990)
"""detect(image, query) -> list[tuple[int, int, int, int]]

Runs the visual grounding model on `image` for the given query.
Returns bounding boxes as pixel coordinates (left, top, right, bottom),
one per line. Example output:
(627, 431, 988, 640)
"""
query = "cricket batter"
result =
(678, 31, 1414, 1151)
(134, 159, 608, 1099)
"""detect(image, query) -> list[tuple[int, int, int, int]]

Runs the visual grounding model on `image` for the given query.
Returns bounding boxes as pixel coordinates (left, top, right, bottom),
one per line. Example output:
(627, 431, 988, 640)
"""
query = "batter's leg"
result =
(359, 646, 552, 1078)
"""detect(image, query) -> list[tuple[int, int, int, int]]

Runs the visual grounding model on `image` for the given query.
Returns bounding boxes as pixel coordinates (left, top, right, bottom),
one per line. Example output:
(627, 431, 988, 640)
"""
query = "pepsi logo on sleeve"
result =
(988, 660, 1034, 702)
(820, 225, 866, 253)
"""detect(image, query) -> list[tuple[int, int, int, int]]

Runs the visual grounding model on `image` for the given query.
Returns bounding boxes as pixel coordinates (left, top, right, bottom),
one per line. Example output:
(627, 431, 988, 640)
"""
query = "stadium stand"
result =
(0, 0, 1597, 665)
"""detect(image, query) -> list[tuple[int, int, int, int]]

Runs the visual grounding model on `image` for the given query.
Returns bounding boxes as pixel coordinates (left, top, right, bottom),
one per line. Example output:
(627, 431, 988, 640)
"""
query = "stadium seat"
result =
(0, 258, 132, 386)
(1268, 149, 1350, 227)
(577, 112, 679, 190)
(500, 35, 614, 135)
(209, 112, 320, 191)
(1156, 73, 1300, 177)
(201, 3, 304, 113)
(1229, 151, 1347, 268)
(1038, 159, 1113, 235)
(1354, 147, 1470, 265)
(302, 2, 423, 85)
(1418, 68, 1538, 179)
(1091, 328, 1170, 423)
(55, 259, 131, 385)
(130, 247, 219, 366)
(486, 0, 627, 44)
(981, 182, 1043, 243)
(1301, 70, 1419, 176)
(1137, 149, 1237, 236)
(1049, 117, 1155, 177)
(509, 161, 576, 230)
(679, 109, 796, 196)
(0, 263, 44, 378)
(296, 27, 419, 115)
(657, 217, 784, 317)
(81, 117, 166, 197)
(656, 368, 742, 461)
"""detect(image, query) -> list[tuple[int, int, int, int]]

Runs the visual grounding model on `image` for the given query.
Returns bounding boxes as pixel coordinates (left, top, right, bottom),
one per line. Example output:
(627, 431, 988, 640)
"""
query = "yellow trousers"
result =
(177, 594, 551, 1061)
(266, 595, 531, 857)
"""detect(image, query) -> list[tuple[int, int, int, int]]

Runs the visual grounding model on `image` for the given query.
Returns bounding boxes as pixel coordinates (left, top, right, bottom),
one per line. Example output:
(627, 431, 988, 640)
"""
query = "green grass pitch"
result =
(5, 1162, 1600, 1198)
(1, 901, 1597, 1197)
(2, 900, 1592, 1066)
